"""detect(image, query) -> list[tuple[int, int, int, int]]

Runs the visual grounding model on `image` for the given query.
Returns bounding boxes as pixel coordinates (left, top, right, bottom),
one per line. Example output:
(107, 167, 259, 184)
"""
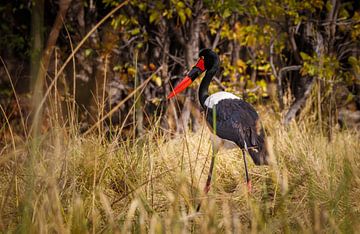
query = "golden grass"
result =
(0, 113, 359, 233)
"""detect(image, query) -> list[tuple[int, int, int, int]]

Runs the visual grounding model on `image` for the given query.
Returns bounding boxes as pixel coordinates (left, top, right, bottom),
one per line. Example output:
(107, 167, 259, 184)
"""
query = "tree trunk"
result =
(177, 0, 203, 133)
(283, 77, 315, 125)
(30, 0, 44, 136)
(31, 0, 72, 135)
(161, 20, 179, 131)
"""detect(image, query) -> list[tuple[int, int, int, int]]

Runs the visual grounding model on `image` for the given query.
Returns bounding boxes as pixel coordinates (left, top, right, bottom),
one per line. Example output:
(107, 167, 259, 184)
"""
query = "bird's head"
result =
(167, 48, 219, 99)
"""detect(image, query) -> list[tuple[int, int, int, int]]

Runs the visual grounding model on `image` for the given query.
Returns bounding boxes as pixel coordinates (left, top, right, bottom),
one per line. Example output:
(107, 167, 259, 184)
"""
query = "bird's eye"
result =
(252, 148, 259, 153)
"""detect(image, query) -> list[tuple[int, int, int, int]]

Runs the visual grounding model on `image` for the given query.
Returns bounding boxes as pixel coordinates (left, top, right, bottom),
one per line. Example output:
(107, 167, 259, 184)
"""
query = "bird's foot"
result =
(247, 180, 252, 193)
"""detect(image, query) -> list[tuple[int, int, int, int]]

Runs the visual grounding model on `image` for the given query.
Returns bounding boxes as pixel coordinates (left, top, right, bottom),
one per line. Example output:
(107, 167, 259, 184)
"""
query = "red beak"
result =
(167, 58, 205, 99)
(167, 76, 192, 99)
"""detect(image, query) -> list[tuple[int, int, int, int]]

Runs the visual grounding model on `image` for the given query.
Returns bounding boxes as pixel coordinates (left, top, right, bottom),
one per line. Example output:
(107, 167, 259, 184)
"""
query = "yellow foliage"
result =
(256, 79, 267, 93)
(127, 67, 136, 77)
(236, 59, 247, 73)
(152, 75, 162, 87)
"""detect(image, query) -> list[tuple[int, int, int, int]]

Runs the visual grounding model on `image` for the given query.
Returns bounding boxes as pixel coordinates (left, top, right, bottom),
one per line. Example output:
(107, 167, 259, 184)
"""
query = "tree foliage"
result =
(0, 0, 359, 136)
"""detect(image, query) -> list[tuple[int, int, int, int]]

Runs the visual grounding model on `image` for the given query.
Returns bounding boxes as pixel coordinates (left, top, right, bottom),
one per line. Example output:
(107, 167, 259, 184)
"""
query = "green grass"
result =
(0, 112, 359, 233)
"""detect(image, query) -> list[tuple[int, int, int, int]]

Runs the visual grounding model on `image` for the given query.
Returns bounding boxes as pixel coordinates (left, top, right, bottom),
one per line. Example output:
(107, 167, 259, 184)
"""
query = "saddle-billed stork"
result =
(167, 48, 268, 201)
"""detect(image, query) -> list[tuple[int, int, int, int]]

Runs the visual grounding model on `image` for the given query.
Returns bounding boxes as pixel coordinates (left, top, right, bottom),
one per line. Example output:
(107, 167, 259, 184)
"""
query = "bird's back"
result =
(205, 97, 268, 165)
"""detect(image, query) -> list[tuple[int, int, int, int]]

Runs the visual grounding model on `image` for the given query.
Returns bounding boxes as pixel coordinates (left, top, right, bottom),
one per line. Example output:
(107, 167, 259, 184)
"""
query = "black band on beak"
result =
(188, 67, 203, 81)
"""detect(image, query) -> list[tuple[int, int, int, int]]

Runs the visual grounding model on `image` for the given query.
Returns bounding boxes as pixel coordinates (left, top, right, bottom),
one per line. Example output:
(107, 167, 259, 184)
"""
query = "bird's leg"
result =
(243, 142, 252, 192)
(204, 148, 217, 194)
(197, 142, 218, 212)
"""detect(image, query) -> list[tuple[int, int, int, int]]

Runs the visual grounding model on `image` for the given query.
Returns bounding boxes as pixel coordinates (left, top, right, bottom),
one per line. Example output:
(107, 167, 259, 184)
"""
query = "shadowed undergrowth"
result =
(0, 115, 360, 233)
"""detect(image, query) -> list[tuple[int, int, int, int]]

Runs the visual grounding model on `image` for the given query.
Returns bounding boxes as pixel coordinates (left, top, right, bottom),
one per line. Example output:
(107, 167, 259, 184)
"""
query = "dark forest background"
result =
(1, 0, 360, 138)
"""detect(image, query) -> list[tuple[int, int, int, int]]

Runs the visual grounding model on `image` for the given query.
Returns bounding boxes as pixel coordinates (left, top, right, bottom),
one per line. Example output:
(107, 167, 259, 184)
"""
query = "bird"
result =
(167, 48, 268, 203)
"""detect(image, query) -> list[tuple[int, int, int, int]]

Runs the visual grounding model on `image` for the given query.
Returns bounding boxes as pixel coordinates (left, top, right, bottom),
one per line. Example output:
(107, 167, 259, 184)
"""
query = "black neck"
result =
(199, 69, 216, 109)
(197, 50, 220, 109)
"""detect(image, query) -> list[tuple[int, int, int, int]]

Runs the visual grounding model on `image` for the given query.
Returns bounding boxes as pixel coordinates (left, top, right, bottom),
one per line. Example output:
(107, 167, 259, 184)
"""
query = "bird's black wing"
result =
(206, 99, 267, 165)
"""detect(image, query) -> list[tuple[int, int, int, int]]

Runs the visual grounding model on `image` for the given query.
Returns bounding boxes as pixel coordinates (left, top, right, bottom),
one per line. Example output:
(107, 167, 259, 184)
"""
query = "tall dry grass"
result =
(0, 106, 359, 233)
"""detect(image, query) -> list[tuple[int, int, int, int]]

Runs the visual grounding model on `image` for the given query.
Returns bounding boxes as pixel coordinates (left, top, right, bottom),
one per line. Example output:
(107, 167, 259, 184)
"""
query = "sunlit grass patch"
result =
(0, 117, 359, 232)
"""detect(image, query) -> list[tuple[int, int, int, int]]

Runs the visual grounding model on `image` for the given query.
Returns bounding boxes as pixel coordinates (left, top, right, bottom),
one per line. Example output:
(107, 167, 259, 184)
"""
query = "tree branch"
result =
(283, 77, 315, 125)
(288, 27, 302, 64)
(211, 19, 224, 50)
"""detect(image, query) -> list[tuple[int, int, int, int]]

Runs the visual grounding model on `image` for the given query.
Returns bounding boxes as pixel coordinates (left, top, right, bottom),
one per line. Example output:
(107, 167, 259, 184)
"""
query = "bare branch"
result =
(212, 19, 224, 50)
(279, 65, 302, 77)
(288, 27, 302, 64)
(283, 78, 315, 125)
(269, 39, 278, 78)
(213, 76, 226, 90)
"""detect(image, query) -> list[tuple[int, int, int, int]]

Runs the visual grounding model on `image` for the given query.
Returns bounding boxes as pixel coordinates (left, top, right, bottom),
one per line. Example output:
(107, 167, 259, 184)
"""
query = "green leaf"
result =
(152, 75, 162, 86)
(349, 56, 360, 73)
(127, 67, 136, 76)
(348, 56, 358, 66)
(130, 28, 140, 35)
(176, 1, 185, 8)
(223, 8, 231, 18)
(149, 11, 160, 23)
(300, 52, 311, 61)
(113, 65, 122, 71)
(178, 10, 186, 24)
(185, 8, 192, 18)
(138, 3, 146, 11)
(85, 48, 92, 57)
(136, 42, 143, 49)
(111, 18, 120, 29)
(257, 79, 267, 91)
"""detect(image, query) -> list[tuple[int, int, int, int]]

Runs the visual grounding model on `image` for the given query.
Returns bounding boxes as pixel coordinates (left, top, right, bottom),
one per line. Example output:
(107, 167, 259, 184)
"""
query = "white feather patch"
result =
(204, 91, 240, 108)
